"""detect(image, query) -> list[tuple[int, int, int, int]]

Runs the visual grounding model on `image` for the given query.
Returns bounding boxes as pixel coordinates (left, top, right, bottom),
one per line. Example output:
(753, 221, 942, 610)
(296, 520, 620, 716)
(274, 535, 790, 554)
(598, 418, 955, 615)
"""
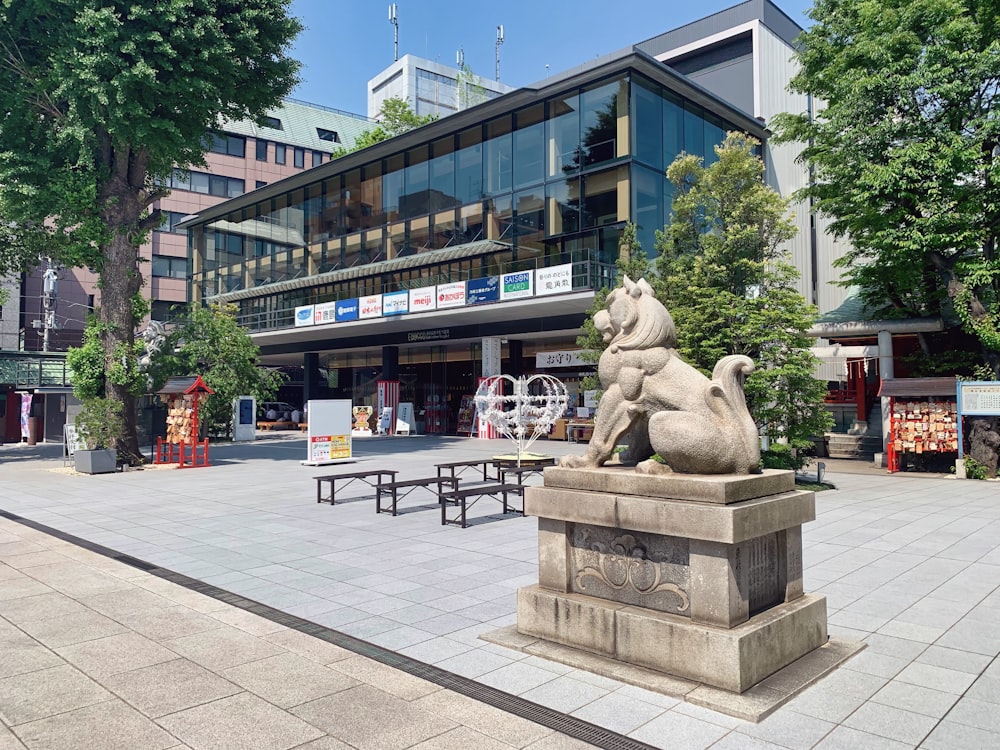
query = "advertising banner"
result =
(359, 294, 383, 319)
(294, 305, 315, 327)
(500, 270, 533, 300)
(437, 281, 466, 309)
(314, 301, 337, 324)
(535, 350, 586, 368)
(409, 285, 437, 313)
(536, 263, 573, 295)
(467, 276, 500, 305)
(383, 291, 409, 316)
(335, 298, 359, 322)
(302, 399, 352, 465)
(20, 393, 31, 440)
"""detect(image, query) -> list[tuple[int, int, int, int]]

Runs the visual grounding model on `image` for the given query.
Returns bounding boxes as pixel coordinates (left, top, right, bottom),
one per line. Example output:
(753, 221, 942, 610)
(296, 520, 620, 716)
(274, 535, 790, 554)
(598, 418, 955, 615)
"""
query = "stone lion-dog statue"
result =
(560, 276, 760, 475)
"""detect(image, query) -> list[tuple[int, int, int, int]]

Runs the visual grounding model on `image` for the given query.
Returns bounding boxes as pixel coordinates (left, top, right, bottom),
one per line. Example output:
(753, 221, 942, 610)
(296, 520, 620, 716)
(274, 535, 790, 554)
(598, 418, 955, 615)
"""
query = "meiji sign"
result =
(500, 270, 533, 300)
(409, 285, 437, 312)
(294, 305, 315, 327)
(359, 294, 383, 319)
(536, 263, 572, 296)
(437, 281, 466, 309)
(314, 301, 337, 324)
(383, 291, 408, 316)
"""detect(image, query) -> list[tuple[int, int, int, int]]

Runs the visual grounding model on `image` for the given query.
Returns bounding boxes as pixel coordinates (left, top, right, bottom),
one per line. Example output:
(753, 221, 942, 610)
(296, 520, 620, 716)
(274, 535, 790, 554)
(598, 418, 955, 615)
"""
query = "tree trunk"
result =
(98, 195, 145, 465)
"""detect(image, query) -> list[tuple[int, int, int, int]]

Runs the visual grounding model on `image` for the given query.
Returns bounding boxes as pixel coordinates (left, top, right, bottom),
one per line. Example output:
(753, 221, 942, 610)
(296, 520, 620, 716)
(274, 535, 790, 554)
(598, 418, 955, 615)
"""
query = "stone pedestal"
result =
(516, 466, 828, 693)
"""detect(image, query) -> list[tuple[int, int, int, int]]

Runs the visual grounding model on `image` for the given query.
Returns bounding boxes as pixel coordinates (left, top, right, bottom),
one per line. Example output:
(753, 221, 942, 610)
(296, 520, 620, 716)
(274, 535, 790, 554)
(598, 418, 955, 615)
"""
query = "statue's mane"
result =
(610, 276, 676, 352)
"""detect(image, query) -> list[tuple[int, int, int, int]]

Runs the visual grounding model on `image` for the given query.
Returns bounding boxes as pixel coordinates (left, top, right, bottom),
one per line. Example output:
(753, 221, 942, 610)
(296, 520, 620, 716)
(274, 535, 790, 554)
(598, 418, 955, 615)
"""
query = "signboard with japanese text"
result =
(500, 270, 533, 300)
(467, 276, 500, 305)
(437, 281, 466, 309)
(294, 305, 315, 327)
(383, 291, 408, 316)
(535, 263, 573, 296)
(957, 382, 1000, 416)
(335, 298, 359, 322)
(409, 286, 437, 313)
(359, 294, 383, 319)
(535, 350, 586, 368)
(302, 399, 352, 466)
(314, 301, 337, 324)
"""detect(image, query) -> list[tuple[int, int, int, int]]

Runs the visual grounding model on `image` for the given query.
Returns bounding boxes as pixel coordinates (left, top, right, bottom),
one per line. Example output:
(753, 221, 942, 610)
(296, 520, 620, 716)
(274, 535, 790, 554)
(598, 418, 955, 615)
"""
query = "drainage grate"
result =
(1, 510, 660, 750)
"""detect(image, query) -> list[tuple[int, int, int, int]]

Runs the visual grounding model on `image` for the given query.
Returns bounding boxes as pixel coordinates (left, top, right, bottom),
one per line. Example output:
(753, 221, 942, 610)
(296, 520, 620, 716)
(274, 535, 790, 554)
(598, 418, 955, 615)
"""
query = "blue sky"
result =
(287, 0, 815, 117)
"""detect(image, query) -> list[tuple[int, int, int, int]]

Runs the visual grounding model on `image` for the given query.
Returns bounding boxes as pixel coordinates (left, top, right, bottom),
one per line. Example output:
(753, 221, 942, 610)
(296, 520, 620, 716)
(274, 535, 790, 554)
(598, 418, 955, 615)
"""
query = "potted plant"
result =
(74, 397, 121, 474)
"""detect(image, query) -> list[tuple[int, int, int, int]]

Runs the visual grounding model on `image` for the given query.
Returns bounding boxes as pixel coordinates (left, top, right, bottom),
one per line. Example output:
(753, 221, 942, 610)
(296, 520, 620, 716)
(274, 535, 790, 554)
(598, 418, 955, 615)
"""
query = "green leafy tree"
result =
(576, 222, 649, 392)
(772, 0, 1000, 374)
(0, 0, 301, 462)
(331, 97, 436, 157)
(655, 132, 832, 468)
(152, 303, 285, 436)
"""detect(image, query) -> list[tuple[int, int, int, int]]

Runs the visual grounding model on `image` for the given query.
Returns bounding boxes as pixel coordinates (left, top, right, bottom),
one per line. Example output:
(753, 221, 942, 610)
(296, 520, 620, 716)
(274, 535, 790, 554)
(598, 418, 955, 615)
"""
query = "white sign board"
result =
(64, 424, 86, 458)
(409, 286, 437, 313)
(958, 382, 1000, 416)
(231, 396, 256, 442)
(294, 305, 315, 327)
(536, 350, 586, 368)
(500, 270, 533, 300)
(535, 263, 573, 295)
(383, 291, 408, 316)
(437, 281, 466, 309)
(302, 399, 352, 466)
(397, 402, 416, 435)
(376, 407, 393, 435)
(359, 294, 383, 319)
(314, 301, 337, 324)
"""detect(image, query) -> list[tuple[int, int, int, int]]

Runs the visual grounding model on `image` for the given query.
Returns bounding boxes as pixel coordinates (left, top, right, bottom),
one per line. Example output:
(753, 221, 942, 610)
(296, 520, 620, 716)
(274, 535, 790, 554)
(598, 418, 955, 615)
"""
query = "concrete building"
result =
(368, 54, 514, 120)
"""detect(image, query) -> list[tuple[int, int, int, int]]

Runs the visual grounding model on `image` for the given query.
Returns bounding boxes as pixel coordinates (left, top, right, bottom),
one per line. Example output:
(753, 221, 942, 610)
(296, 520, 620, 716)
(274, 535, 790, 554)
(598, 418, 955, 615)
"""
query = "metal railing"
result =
(0, 352, 73, 389)
(235, 254, 616, 333)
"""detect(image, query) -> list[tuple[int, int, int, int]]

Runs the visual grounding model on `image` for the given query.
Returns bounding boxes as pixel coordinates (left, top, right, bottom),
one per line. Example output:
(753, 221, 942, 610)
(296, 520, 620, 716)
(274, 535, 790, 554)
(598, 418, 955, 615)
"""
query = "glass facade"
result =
(188, 69, 759, 329)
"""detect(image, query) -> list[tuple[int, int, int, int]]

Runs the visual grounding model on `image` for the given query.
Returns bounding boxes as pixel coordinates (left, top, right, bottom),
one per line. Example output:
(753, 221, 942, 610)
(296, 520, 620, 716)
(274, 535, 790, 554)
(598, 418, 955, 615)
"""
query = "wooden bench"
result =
(494, 463, 550, 485)
(435, 459, 498, 483)
(257, 421, 295, 431)
(375, 476, 458, 516)
(439, 483, 524, 528)
(315, 469, 398, 505)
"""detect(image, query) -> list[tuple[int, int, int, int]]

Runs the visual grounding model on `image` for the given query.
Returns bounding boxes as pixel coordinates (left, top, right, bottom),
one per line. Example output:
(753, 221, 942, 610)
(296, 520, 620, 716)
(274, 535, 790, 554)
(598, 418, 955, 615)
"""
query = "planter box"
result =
(75, 449, 117, 475)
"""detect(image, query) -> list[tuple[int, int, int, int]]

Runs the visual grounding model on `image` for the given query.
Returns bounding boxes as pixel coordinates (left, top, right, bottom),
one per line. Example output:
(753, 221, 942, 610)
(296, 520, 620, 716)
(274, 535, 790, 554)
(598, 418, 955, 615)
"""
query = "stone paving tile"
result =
(23, 562, 132, 598)
(78, 587, 176, 619)
(13, 699, 177, 750)
(841, 701, 938, 745)
(157, 692, 324, 750)
(966, 674, 1000, 704)
(946, 695, 1000, 733)
(0, 577, 52, 601)
(734, 707, 836, 749)
(0, 631, 64, 680)
(113, 605, 224, 642)
(708, 733, 791, 750)
(811, 725, 914, 749)
(0, 550, 75, 570)
(568, 691, 667, 735)
(0, 664, 112, 725)
(101, 657, 242, 718)
(892, 661, 978, 694)
(163, 625, 286, 671)
(14, 608, 128, 649)
(262, 629, 353, 665)
(434, 648, 517, 679)
(478, 661, 561, 695)
(56, 632, 178, 679)
(411, 689, 554, 749)
(291, 684, 458, 750)
(330, 655, 440, 701)
(221, 652, 358, 709)
(0, 723, 27, 750)
(921, 719, 1000, 750)
(628, 709, 730, 749)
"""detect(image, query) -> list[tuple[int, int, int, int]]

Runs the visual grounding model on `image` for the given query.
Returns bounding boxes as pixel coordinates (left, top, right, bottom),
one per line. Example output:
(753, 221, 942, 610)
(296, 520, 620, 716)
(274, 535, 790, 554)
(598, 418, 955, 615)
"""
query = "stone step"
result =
(825, 434, 881, 460)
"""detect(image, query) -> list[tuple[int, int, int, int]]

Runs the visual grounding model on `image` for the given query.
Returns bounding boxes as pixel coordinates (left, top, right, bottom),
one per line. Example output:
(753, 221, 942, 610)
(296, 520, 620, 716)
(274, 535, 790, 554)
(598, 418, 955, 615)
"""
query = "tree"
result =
(772, 0, 1000, 374)
(331, 97, 436, 157)
(655, 132, 832, 468)
(456, 64, 489, 110)
(151, 303, 285, 436)
(0, 0, 301, 463)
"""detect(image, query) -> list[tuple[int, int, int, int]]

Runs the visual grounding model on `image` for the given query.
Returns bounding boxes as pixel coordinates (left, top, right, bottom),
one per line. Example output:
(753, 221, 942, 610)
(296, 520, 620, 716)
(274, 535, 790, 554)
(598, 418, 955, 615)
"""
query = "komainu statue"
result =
(561, 276, 760, 475)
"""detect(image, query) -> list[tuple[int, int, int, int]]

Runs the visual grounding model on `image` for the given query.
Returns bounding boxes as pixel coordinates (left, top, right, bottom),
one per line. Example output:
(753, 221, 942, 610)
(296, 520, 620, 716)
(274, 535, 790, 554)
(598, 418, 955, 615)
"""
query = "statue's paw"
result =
(636, 458, 672, 475)
(559, 454, 592, 468)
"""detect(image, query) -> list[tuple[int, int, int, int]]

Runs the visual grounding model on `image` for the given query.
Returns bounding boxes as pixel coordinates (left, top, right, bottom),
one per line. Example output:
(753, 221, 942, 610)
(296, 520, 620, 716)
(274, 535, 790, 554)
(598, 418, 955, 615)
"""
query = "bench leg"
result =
(461, 497, 467, 528)
(391, 487, 399, 516)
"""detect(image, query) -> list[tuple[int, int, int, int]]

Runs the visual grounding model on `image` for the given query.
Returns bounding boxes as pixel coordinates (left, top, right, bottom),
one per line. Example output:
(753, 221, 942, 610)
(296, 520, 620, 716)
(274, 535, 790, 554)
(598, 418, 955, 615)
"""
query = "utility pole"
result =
(495, 25, 504, 82)
(388, 4, 399, 62)
(36, 258, 61, 352)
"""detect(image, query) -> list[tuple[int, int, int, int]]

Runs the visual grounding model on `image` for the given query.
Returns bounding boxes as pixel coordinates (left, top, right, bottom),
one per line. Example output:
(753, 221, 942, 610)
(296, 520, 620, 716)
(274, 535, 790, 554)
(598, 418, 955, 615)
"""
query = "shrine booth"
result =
(154, 375, 214, 468)
(878, 378, 958, 473)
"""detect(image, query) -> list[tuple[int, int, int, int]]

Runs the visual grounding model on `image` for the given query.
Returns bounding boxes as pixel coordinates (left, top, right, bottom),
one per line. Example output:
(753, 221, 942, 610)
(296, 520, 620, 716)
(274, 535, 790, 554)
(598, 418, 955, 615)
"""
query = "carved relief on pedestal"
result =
(570, 525, 690, 614)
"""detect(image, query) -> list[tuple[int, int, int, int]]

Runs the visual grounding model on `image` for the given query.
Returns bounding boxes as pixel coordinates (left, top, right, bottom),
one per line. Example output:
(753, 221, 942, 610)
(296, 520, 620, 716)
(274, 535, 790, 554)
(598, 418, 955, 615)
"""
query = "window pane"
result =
(227, 178, 244, 198)
(664, 92, 683, 164)
(513, 104, 544, 190)
(429, 136, 456, 211)
(294, 147, 305, 168)
(404, 145, 429, 215)
(275, 144, 286, 165)
(582, 169, 620, 228)
(455, 128, 483, 204)
(704, 113, 725, 166)
(228, 135, 245, 158)
(361, 162, 384, 228)
(547, 93, 580, 177)
(484, 116, 512, 196)
(683, 103, 704, 158)
(547, 179, 580, 236)
(312, 150, 323, 167)
(581, 78, 622, 168)
(256, 139, 268, 161)
(383, 154, 404, 222)
(632, 76, 662, 170)
(631, 165, 663, 256)
(514, 186, 545, 246)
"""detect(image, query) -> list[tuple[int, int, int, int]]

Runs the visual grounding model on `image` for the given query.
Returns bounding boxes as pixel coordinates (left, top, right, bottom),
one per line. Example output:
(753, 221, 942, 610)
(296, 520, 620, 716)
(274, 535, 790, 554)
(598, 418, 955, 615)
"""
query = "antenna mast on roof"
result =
(388, 4, 399, 62)
(495, 25, 504, 81)
(457, 47, 464, 68)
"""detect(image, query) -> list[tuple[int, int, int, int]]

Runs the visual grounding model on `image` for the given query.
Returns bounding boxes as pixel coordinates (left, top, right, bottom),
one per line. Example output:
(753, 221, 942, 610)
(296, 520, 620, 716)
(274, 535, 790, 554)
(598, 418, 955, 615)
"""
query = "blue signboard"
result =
(335, 298, 359, 322)
(467, 276, 500, 305)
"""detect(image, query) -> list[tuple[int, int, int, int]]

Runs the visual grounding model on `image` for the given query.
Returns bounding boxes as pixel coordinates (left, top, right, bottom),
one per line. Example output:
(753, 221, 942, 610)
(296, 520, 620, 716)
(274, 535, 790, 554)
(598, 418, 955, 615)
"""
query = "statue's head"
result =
(604, 276, 676, 353)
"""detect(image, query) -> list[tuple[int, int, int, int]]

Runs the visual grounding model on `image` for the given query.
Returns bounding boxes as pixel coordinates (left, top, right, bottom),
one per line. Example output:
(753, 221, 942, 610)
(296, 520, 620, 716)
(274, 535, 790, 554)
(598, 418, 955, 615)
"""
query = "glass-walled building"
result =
(182, 50, 767, 430)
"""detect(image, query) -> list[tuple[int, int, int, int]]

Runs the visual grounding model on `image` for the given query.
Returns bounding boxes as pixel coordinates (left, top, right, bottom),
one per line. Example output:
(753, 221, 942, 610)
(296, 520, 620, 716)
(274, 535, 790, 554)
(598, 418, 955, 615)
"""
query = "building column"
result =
(507, 340, 524, 377)
(303, 353, 320, 407)
(479, 336, 503, 439)
(377, 346, 400, 435)
(878, 330, 894, 458)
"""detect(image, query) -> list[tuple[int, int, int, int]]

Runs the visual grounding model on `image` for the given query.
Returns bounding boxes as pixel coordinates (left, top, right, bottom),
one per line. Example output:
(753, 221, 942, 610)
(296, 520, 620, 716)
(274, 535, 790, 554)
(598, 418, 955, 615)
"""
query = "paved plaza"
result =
(1, 434, 999, 749)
